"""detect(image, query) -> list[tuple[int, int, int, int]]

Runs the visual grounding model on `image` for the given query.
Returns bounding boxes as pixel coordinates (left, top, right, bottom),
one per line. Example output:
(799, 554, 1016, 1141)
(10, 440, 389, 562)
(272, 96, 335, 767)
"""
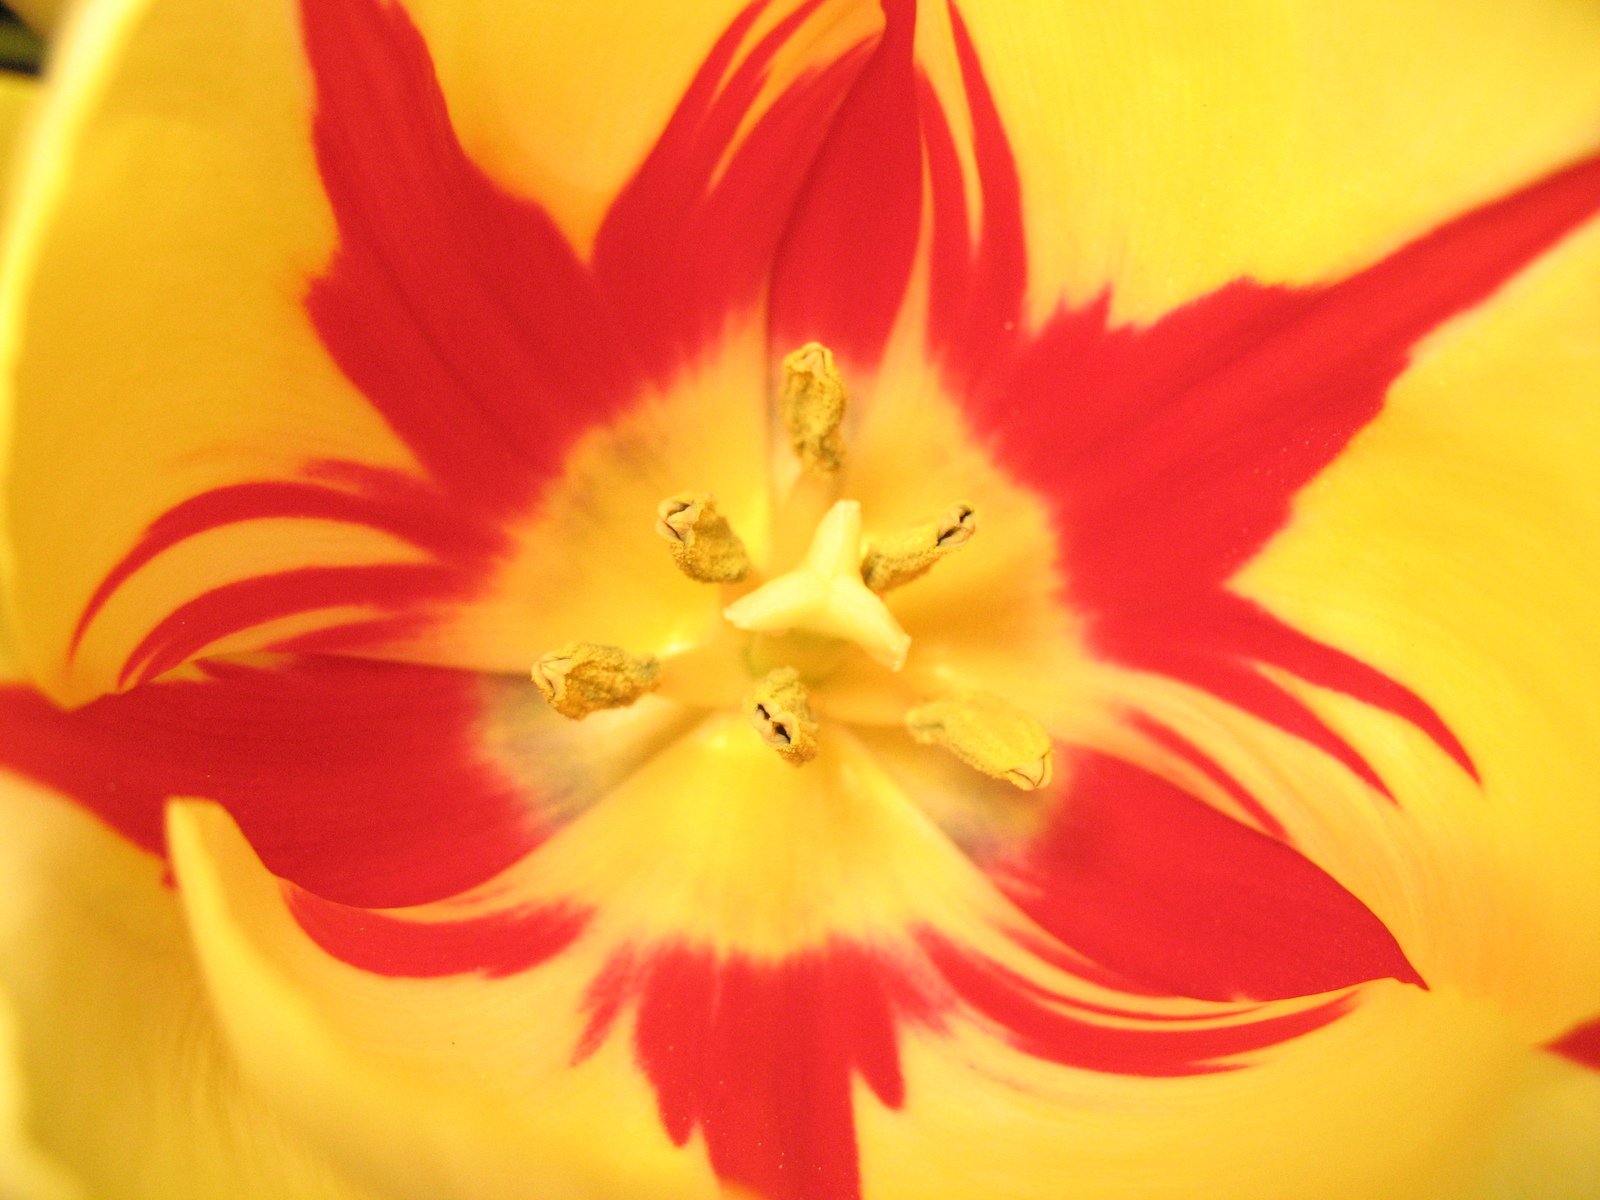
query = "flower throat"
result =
(530, 344, 1054, 793)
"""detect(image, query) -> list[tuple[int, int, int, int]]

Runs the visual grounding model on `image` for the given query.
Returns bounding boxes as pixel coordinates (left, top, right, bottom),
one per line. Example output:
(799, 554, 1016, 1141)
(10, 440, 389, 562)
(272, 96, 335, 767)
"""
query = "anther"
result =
(861, 503, 978, 593)
(723, 499, 911, 670)
(780, 342, 847, 476)
(655, 492, 751, 583)
(746, 667, 819, 765)
(905, 692, 1054, 790)
(532, 642, 661, 719)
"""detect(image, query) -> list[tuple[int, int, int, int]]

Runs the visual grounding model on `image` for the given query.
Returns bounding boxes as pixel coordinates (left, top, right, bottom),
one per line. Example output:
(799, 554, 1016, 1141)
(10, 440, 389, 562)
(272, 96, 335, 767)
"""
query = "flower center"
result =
(529, 344, 1055, 793)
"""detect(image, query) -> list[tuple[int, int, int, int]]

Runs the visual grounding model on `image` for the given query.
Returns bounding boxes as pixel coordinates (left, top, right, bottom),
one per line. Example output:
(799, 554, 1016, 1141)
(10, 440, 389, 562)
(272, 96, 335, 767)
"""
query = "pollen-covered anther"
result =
(746, 667, 819, 765)
(655, 492, 751, 583)
(861, 503, 978, 593)
(905, 691, 1054, 791)
(723, 499, 911, 670)
(532, 642, 661, 719)
(780, 341, 847, 476)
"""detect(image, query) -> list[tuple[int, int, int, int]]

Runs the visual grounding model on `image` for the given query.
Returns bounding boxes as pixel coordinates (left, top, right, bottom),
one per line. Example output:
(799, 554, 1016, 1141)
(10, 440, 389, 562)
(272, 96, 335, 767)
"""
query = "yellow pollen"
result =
(655, 492, 752, 583)
(723, 499, 911, 670)
(746, 667, 819, 765)
(905, 691, 1055, 790)
(780, 342, 847, 476)
(861, 502, 978, 593)
(532, 642, 661, 719)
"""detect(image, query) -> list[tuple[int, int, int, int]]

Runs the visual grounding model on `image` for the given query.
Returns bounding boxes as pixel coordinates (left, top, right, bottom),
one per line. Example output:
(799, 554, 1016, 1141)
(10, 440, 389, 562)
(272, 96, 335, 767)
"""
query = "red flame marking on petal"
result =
(920, 935, 1353, 1077)
(993, 752, 1423, 1002)
(569, 932, 1355, 1200)
(769, 0, 920, 365)
(69, 463, 507, 663)
(77, 0, 878, 680)
(923, 12, 1600, 792)
(613, 943, 926, 1200)
(0, 662, 534, 906)
(288, 889, 589, 978)
(114, 564, 456, 689)
(1548, 1017, 1600, 1072)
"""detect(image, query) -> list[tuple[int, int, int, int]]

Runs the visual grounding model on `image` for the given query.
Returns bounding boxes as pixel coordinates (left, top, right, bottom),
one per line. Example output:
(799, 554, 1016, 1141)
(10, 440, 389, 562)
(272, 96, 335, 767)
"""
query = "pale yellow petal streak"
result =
(0, 992, 78, 1200)
(0, 777, 376, 1200)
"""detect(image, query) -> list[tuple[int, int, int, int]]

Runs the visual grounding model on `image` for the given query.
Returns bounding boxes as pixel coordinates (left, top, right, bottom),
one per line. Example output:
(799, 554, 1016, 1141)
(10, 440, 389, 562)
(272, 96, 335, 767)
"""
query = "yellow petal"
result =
(0, 46, 37, 193)
(1464, 1047, 1600, 1199)
(944, 0, 1600, 323)
(0, 991, 78, 1200)
(869, 984, 1598, 1200)
(0, 773, 379, 1200)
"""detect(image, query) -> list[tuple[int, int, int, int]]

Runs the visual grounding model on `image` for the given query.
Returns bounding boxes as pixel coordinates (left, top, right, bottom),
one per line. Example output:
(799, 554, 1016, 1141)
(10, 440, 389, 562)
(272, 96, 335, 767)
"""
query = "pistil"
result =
(533, 642, 661, 719)
(723, 499, 911, 670)
(905, 691, 1055, 790)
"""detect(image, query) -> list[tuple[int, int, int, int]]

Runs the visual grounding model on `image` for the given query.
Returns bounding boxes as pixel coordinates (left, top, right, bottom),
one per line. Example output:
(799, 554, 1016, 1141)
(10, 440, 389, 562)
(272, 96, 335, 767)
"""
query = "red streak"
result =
(777, 2, 1600, 809)
(289, 890, 588, 979)
(945, 139, 1600, 794)
(70, 462, 507, 666)
(921, 936, 1352, 1076)
(770, 0, 921, 365)
(994, 753, 1423, 1003)
(0, 660, 535, 907)
(577, 932, 1353, 1200)
(1548, 1017, 1600, 1072)
(583, 942, 930, 1200)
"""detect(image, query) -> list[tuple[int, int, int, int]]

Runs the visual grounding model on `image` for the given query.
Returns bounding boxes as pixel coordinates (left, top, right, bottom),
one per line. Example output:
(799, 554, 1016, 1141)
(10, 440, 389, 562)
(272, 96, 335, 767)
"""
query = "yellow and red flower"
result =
(2, 1, 1599, 1197)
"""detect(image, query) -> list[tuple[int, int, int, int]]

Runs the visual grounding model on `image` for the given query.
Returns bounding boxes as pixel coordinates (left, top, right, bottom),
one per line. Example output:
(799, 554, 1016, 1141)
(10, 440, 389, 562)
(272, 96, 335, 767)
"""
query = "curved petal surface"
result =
(163, 708, 1462, 1200)
(0, 772, 380, 1199)
(170, 769, 1600, 1200)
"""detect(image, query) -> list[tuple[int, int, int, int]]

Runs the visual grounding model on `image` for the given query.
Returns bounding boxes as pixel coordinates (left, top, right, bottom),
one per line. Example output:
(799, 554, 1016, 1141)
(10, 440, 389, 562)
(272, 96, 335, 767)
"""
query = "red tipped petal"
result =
(1549, 1018, 1600, 1072)
(992, 752, 1422, 1002)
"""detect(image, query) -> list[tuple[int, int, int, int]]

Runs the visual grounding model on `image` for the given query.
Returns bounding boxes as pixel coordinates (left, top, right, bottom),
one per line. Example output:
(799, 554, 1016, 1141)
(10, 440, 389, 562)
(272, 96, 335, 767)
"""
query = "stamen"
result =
(861, 503, 978, 592)
(532, 642, 661, 719)
(746, 667, 819, 765)
(780, 342, 846, 476)
(723, 500, 911, 670)
(905, 692, 1054, 790)
(655, 492, 751, 583)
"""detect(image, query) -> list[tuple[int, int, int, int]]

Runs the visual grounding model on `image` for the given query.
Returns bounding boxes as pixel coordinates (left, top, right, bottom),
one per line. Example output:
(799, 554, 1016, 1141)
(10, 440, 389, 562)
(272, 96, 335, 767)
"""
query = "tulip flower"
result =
(2, 0, 1599, 1197)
